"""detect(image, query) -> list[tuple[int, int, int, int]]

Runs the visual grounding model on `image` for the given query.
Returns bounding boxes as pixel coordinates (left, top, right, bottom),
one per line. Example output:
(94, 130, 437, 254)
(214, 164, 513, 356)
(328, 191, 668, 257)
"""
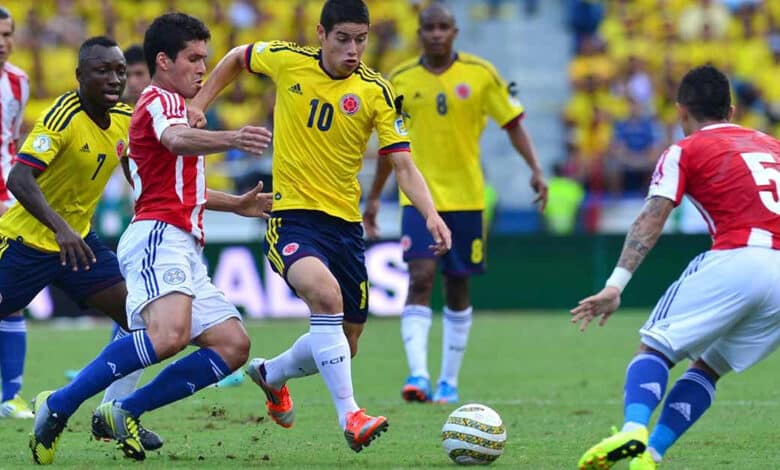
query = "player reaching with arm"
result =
(189, 0, 450, 452)
(362, 3, 548, 404)
(29, 15, 273, 464)
(0, 6, 32, 420)
(572, 66, 780, 469)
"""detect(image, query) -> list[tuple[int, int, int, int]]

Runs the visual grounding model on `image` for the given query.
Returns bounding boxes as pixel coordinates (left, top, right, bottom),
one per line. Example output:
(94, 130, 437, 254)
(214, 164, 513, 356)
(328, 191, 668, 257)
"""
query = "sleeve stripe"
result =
(378, 142, 411, 155)
(51, 99, 81, 131)
(55, 107, 82, 132)
(244, 44, 253, 72)
(42, 92, 76, 128)
(43, 94, 79, 130)
(458, 59, 503, 87)
(647, 144, 684, 204)
(16, 153, 47, 170)
(354, 68, 394, 108)
(502, 112, 525, 129)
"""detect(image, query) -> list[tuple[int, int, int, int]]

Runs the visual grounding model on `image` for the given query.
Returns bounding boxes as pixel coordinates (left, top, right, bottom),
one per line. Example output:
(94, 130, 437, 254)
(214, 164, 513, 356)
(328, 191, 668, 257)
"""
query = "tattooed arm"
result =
(617, 196, 676, 272)
(570, 196, 675, 331)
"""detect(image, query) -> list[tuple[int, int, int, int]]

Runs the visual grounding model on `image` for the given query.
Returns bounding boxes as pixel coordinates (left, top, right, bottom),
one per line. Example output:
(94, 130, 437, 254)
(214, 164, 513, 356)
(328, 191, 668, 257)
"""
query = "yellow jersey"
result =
(390, 52, 524, 211)
(0, 91, 131, 252)
(246, 40, 410, 222)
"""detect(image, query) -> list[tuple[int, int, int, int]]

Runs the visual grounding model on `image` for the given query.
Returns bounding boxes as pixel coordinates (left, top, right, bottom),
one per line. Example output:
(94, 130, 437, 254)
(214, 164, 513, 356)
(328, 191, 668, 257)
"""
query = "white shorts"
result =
(117, 220, 241, 339)
(640, 247, 780, 375)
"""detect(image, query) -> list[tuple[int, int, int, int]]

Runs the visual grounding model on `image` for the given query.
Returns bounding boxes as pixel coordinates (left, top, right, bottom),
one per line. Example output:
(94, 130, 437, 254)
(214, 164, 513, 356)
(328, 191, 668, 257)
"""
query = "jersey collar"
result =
(701, 123, 740, 131)
(317, 50, 353, 80)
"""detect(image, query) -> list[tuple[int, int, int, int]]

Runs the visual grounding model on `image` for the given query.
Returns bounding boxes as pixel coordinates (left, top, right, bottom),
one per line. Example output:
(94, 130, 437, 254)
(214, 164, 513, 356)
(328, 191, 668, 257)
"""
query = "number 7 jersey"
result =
(0, 91, 131, 252)
(649, 123, 780, 250)
(245, 41, 410, 222)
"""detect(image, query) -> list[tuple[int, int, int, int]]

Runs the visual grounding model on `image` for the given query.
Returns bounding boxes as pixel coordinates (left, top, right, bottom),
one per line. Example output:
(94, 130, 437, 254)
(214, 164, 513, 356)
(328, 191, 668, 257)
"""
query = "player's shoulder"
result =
(109, 102, 134, 117)
(39, 91, 82, 133)
(388, 56, 423, 81)
(261, 40, 320, 60)
(354, 62, 395, 106)
(456, 52, 503, 83)
(3, 62, 28, 80)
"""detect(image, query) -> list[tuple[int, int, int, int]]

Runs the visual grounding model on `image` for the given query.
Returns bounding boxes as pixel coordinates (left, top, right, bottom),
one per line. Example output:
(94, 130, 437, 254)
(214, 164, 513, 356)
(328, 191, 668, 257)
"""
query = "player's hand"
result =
(570, 286, 621, 332)
(234, 180, 273, 219)
(531, 170, 548, 212)
(233, 126, 273, 155)
(362, 198, 381, 240)
(425, 213, 451, 256)
(188, 105, 208, 129)
(55, 226, 96, 272)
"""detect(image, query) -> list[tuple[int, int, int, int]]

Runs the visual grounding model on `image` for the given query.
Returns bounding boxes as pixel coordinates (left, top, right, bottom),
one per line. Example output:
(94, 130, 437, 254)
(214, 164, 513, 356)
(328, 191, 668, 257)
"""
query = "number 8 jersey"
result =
(0, 91, 131, 252)
(649, 123, 780, 250)
(245, 40, 410, 222)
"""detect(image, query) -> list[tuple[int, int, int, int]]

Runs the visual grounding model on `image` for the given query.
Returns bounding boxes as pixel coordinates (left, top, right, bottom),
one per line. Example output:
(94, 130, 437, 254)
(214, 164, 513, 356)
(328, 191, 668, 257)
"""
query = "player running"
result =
(363, 3, 547, 403)
(29, 15, 273, 464)
(572, 65, 780, 469)
(189, 0, 451, 452)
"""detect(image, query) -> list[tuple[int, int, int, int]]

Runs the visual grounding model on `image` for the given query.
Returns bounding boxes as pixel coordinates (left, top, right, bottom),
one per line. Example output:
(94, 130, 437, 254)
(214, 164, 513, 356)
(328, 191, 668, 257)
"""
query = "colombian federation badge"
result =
(116, 139, 126, 157)
(339, 94, 361, 115)
(455, 83, 471, 99)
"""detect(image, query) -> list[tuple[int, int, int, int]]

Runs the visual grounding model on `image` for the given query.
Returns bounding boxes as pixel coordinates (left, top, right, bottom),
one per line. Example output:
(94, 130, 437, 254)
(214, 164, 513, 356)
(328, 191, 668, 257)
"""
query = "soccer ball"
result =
(441, 403, 506, 465)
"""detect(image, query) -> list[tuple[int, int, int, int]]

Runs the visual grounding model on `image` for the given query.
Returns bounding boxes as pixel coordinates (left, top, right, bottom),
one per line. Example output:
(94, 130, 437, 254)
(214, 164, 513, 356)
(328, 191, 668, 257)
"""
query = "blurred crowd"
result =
(562, 0, 779, 197)
(6, 0, 427, 197)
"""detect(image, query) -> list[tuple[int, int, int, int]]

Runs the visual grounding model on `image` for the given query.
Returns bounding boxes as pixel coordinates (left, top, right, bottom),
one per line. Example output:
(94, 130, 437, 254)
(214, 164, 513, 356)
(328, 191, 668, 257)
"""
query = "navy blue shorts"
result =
(0, 231, 123, 317)
(401, 206, 485, 276)
(264, 210, 369, 324)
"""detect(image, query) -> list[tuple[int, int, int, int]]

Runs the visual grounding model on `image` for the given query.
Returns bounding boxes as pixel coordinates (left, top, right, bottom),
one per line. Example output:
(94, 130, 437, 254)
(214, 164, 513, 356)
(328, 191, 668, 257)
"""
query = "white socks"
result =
(401, 304, 432, 379)
(439, 306, 473, 386)
(309, 314, 358, 428)
(264, 333, 318, 389)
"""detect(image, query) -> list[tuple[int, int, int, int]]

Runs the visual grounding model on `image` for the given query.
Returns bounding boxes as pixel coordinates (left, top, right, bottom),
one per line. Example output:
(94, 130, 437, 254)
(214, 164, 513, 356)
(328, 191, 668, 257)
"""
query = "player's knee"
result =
(220, 332, 250, 371)
(408, 270, 434, 297)
(304, 283, 343, 313)
(149, 327, 190, 359)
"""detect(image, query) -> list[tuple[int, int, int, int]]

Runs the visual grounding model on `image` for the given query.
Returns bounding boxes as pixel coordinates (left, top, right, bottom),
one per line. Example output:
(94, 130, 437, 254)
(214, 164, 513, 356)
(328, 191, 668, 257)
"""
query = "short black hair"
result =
(677, 65, 731, 121)
(144, 12, 210, 76)
(0, 7, 13, 31)
(78, 36, 119, 65)
(320, 0, 370, 34)
(123, 44, 145, 66)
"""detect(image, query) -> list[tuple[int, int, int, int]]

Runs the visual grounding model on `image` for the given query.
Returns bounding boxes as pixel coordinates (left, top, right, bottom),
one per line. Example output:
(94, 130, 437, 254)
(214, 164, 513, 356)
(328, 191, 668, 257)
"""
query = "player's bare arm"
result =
(362, 155, 394, 239)
(188, 45, 247, 127)
(387, 150, 451, 254)
(205, 180, 272, 219)
(119, 156, 132, 186)
(160, 123, 271, 156)
(570, 196, 674, 332)
(506, 121, 548, 211)
(6, 164, 95, 271)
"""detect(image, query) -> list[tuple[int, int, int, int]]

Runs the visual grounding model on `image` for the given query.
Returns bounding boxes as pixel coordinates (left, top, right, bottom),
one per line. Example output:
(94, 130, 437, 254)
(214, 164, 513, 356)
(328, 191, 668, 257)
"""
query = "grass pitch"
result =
(2, 312, 780, 469)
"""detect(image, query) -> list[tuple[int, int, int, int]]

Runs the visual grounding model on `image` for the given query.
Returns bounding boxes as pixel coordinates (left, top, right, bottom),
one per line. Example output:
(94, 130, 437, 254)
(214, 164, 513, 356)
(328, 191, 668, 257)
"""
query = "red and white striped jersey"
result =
(649, 123, 780, 250)
(0, 62, 29, 201)
(128, 85, 206, 242)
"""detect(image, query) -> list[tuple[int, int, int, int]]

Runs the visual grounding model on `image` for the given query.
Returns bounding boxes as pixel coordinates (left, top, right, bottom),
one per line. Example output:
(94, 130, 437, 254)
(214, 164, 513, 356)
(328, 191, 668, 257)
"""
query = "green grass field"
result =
(2, 311, 780, 469)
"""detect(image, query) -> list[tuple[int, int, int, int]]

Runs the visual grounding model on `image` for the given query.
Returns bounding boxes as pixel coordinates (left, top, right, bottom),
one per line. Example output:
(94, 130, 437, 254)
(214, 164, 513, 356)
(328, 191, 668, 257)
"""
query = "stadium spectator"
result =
(605, 98, 662, 195)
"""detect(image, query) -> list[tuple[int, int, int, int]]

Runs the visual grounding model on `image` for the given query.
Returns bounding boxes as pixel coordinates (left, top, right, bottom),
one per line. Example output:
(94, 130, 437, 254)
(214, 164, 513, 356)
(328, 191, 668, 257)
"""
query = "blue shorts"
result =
(264, 210, 369, 324)
(0, 231, 123, 317)
(401, 206, 485, 276)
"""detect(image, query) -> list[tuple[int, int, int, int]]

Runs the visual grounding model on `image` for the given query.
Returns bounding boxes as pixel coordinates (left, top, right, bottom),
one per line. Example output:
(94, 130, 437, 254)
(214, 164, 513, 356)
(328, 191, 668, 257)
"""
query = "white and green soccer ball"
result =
(441, 403, 506, 465)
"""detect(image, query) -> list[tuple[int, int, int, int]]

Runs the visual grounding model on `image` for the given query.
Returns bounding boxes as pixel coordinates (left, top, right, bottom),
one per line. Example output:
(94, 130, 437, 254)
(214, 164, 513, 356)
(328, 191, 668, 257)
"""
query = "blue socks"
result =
(649, 368, 716, 457)
(623, 353, 670, 427)
(48, 331, 158, 417)
(118, 348, 230, 418)
(0, 316, 26, 402)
